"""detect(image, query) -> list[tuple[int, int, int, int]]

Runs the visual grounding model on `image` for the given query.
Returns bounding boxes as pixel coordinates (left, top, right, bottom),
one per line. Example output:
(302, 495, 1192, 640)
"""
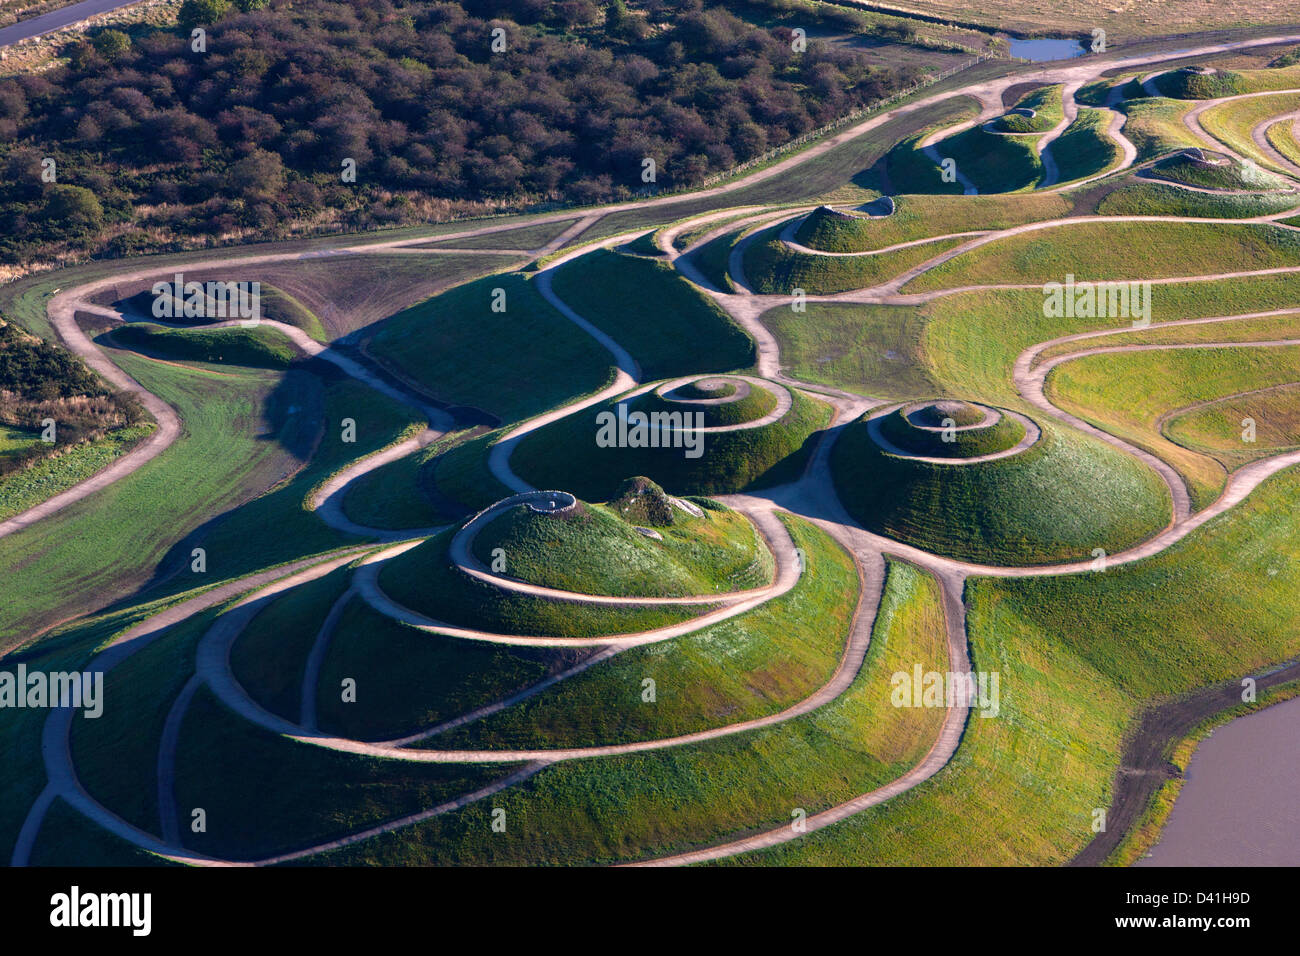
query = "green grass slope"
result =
(309, 555, 947, 865)
(368, 273, 614, 424)
(793, 193, 1069, 253)
(434, 515, 854, 750)
(550, 249, 755, 379)
(315, 597, 583, 742)
(759, 302, 937, 400)
(1049, 108, 1124, 185)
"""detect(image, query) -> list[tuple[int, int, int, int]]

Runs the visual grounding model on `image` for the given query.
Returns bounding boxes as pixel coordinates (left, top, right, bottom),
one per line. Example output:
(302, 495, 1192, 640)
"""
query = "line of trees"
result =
(0, 0, 927, 264)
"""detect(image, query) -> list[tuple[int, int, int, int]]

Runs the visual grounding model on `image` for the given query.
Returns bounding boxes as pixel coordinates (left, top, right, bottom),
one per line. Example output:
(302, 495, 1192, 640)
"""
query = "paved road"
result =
(0, 0, 141, 49)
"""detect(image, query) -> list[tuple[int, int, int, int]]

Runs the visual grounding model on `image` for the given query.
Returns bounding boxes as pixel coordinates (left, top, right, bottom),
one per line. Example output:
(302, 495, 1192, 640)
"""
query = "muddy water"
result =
(1138, 696, 1300, 866)
(1008, 38, 1085, 62)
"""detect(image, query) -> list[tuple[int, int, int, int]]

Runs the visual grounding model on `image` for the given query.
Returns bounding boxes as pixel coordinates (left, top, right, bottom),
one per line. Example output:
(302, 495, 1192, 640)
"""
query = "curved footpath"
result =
(12, 31, 1300, 868)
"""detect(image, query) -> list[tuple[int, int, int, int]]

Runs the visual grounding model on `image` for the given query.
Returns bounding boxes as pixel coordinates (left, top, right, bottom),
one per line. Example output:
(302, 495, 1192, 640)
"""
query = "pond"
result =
(1137, 696, 1300, 866)
(1009, 38, 1086, 62)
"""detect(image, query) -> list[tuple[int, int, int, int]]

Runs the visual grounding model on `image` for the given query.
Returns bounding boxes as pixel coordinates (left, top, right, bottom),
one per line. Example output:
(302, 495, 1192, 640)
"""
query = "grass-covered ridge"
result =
(1145, 151, 1288, 191)
(793, 194, 1070, 253)
(1096, 181, 1298, 219)
(908, 125, 1044, 194)
(106, 323, 300, 370)
(1047, 343, 1300, 508)
(1198, 92, 1300, 175)
(992, 85, 1063, 134)
(1165, 384, 1300, 470)
(732, 466, 1300, 866)
(312, 554, 947, 864)
(1048, 108, 1124, 185)
(314, 597, 583, 742)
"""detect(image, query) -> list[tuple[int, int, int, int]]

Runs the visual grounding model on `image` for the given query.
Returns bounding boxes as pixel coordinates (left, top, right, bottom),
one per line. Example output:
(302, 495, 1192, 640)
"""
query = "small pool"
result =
(1009, 38, 1086, 62)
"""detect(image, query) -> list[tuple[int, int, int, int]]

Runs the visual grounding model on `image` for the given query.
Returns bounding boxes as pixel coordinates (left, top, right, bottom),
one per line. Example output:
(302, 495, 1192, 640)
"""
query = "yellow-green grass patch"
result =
(905, 221, 1300, 292)
(1047, 344, 1300, 506)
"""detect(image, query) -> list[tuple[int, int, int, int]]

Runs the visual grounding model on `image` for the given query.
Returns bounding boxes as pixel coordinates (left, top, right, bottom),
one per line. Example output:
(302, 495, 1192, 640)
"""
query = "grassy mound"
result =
(107, 323, 299, 369)
(311, 549, 945, 864)
(734, 468, 1300, 867)
(832, 417, 1171, 565)
(793, 194, 1068, 254)
(991, 85, 1063, 134)
(1154, 67, 1246, 99)
(1146, 151, 1287, 191)
(884, 132, 966, 196)
(1116, 98, 1201, 161)
(113, 284, 325, 341)
(744, 224, 966, 295)
(875, 402, 1026, 460)
(378, 527, 709, 638)
(551, 249, 755, 379)
(471, 493, 773, 598)
(1048, 108, 1123, 184)
(915, 125, 1043, 194)
(509, 385, 832, 500)
(792, 206, 872, 251)
(431, 515, 856, 751)
(647, 377, 778, 427)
